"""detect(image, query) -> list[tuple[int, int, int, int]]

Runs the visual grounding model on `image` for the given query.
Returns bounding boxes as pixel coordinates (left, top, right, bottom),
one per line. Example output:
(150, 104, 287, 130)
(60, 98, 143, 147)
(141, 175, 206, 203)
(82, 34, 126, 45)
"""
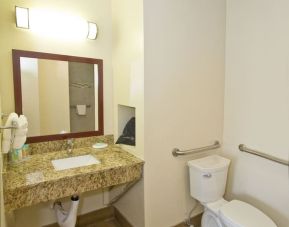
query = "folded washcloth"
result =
(2, 113, 28, 153)
(2, 113, 18, 153)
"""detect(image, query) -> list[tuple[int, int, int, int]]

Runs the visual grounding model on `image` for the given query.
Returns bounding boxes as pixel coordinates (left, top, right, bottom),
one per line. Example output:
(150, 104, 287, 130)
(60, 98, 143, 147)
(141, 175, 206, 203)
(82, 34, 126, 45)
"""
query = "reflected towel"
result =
(76, 105, 86, 115)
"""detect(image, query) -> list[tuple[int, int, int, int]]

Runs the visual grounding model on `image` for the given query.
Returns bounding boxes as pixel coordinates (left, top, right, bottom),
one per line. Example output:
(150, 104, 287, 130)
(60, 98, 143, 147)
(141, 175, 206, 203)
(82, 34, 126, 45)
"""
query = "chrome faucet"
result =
(67, 139, 74, 154)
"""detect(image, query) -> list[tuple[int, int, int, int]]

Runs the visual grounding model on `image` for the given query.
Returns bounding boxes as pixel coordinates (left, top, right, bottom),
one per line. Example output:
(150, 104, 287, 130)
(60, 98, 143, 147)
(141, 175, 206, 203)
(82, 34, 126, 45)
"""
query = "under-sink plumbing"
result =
(53, 195, 79, 227)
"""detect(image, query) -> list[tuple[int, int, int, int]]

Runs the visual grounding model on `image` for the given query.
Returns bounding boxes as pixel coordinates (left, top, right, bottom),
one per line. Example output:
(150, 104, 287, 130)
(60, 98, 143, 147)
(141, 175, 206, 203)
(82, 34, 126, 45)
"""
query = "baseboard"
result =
(44, 206, 133, 227)
(173, 213, 203, 227)
(114, 207, 133, 227)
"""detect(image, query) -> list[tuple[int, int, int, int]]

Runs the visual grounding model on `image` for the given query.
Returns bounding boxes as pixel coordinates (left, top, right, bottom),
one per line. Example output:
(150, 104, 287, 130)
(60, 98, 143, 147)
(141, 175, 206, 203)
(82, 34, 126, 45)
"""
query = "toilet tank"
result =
(188, 155, 230, 203)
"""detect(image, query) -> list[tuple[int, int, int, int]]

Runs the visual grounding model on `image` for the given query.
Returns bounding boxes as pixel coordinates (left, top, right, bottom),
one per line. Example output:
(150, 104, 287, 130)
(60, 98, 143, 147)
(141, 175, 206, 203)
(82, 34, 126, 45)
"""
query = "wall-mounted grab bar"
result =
(0, 125, 17, 130)
(239, 144, 289, 166)
(172, 141, 220, 157)
(0, 121, 18, 130)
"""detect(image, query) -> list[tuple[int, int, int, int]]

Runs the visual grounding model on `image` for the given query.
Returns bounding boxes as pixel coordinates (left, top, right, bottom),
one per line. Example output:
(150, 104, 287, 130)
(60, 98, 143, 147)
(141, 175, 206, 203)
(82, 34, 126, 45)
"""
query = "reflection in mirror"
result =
(13, 50, 103, 143)
(21, 58, 99, 136)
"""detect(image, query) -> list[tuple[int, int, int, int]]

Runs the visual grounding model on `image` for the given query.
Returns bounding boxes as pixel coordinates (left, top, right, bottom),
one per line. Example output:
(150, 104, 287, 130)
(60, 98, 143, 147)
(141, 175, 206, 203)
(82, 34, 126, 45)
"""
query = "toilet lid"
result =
(219, 200, 277, 227)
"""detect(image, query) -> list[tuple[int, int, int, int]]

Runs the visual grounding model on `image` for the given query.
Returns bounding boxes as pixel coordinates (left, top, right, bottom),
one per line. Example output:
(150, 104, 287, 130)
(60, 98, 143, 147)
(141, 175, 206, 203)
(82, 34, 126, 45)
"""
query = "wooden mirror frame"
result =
(12, 49, 104, 143)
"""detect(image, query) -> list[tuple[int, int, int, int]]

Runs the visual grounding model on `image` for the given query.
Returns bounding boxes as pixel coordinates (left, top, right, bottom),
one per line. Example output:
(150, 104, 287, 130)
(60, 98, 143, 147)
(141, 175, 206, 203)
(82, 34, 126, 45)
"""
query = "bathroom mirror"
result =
(12, 49, 103, 143)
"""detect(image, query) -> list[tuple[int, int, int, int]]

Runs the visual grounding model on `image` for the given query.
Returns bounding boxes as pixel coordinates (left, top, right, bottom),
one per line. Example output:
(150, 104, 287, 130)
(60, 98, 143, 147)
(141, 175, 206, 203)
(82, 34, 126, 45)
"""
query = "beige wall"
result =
(143, 0, 226, 226)
(0, 0, 113, 226)
(223, 1, 289, 226)
(111, 0, 144, 226)
(0, 0, 113, 135)
(111, 0, 144, 159)
(38, 59, 70, 135)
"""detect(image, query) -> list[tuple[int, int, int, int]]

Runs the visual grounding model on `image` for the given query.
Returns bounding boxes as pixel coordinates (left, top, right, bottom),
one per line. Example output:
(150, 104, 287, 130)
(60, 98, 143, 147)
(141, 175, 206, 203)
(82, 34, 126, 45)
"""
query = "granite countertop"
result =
(3, 145, 144, 212)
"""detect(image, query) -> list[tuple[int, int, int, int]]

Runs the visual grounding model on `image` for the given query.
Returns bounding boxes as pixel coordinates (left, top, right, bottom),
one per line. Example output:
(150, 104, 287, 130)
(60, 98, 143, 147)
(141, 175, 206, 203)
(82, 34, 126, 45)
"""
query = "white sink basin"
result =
(51, 155, 100, 171)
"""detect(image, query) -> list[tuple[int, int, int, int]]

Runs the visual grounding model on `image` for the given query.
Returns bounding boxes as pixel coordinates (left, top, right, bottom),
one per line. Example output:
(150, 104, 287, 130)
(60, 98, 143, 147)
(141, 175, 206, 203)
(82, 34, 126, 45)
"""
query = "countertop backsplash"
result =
(27, 134, 114, 155)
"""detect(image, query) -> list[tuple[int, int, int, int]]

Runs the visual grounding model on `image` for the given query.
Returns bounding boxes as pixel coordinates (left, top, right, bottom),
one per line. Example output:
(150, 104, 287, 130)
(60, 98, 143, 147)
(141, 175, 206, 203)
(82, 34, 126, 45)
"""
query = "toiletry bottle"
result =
(10, 147, 22, 163)
(22, 144, 29, 159)
(17, 147, 22, 160)
(9, 150, 17, 162)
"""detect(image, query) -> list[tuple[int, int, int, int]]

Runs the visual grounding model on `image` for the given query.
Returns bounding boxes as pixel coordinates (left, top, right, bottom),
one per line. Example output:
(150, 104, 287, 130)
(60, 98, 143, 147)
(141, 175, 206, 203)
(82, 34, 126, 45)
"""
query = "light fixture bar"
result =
(87, 22, 98, 40)
(15, 6, 98, 40)
(15, 6, 29, 29)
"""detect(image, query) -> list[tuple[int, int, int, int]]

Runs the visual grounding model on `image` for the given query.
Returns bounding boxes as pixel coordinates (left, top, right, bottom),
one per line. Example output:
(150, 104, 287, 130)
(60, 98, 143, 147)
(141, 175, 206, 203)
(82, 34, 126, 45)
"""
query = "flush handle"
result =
(203, 173, 212, 178)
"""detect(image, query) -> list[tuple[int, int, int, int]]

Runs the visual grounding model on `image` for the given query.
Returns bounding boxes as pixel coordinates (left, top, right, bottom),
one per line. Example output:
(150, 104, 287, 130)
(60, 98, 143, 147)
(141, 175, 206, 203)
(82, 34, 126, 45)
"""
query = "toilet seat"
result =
(202, 199, 227, 227)
(202, 199, 277, 227)
(202, 210, 223, 227)
(204, 198, 228, 215)
(219, 200, 277, 227)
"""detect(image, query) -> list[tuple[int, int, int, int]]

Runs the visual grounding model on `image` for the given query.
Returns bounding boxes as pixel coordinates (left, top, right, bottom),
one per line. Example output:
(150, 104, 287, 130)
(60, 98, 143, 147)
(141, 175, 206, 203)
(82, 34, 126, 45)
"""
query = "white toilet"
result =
(188, 155, 277, 227)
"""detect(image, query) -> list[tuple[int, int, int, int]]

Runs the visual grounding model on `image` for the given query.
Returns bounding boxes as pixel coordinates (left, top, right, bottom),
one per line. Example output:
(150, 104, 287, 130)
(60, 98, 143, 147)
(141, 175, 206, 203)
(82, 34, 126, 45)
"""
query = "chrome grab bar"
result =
(239, 144, 289, 166)
(1, 113, 17, 128)
(0, 126, 17, 130)
(0, 122, 18, 130)
(172, 141, 220, 157)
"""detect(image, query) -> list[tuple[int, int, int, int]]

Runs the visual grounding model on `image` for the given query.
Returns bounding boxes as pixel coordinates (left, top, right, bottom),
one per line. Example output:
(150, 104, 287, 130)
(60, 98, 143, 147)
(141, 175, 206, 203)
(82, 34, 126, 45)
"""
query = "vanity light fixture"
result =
(87, 22, 98, 40)
(15, 6, 98, 40)
(15, 6, 29, 29)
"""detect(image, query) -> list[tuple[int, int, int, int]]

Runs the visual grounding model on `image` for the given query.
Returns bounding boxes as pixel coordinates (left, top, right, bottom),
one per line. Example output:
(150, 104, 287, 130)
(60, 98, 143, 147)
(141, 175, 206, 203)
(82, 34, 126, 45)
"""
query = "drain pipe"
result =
(108, 178, 141, 206)
(53, 195, 79, 227)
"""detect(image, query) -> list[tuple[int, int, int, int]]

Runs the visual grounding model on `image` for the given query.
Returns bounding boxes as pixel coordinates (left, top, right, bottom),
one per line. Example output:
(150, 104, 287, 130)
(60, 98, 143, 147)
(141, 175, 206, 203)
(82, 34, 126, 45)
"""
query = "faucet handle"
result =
(67, 138, 74, 154)
(67, 138, 74, 145)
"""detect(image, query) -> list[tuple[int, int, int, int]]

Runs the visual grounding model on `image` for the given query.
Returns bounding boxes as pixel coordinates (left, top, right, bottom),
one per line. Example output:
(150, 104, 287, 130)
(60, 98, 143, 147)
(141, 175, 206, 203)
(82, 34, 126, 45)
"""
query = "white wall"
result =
(111, 0, 144, 159)
(223, 0, 289, 226)
(111, 0, 145, 226)
(143, 0, 226, 226)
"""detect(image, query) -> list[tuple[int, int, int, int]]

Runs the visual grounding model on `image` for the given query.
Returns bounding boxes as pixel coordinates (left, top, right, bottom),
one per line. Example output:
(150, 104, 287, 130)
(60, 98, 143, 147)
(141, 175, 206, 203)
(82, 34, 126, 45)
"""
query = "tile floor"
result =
(85, 218, 122, 227)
